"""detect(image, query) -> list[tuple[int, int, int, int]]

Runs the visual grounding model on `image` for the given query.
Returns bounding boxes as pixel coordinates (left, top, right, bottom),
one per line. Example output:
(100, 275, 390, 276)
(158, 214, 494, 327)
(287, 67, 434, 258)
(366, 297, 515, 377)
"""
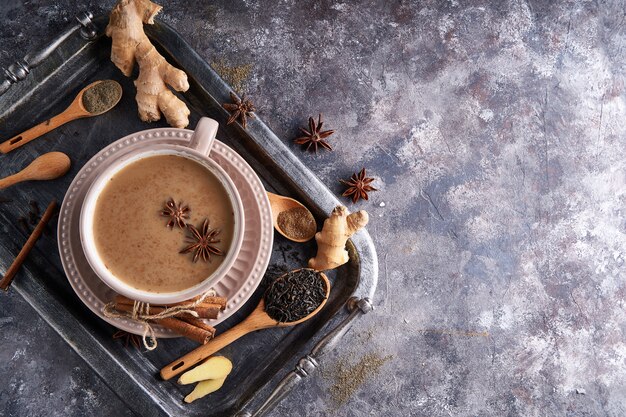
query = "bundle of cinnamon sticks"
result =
(113, 295, 227, 344)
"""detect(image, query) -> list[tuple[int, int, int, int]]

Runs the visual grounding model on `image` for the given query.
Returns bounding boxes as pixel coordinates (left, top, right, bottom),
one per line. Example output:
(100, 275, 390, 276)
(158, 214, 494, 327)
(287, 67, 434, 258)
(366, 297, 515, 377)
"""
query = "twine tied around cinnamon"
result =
(103, 290, 216, 350)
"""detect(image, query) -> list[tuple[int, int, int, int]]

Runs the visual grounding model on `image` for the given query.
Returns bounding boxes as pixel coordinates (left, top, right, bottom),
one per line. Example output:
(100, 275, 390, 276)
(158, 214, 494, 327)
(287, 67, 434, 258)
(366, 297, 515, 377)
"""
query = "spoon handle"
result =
(161, 322, 256, 380)
(0, 108, 81, 154)
(266, 191, 280, 205)
(0, 172, 21, 190)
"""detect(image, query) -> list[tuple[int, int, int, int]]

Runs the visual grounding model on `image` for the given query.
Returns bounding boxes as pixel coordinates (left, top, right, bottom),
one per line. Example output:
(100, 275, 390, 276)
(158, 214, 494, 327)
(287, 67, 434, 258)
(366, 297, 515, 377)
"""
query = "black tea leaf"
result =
(264, 268, 327, 323)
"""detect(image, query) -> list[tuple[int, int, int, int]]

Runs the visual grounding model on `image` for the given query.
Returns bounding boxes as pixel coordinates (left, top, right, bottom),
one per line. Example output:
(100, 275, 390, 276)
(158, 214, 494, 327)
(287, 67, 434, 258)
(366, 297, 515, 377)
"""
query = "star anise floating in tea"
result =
(294, 114, 335, 152)
(223, 92, 256, 129)
(161, 198, 190, 229)
(180, 219, 224, 263)
(340, 168, 378, 203)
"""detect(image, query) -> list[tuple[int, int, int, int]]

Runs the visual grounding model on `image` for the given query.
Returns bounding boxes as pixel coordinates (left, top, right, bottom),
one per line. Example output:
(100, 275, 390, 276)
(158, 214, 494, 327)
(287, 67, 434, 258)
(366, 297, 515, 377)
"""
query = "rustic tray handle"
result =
(0, 11, 97, 97)
(236, 297, 374, 417)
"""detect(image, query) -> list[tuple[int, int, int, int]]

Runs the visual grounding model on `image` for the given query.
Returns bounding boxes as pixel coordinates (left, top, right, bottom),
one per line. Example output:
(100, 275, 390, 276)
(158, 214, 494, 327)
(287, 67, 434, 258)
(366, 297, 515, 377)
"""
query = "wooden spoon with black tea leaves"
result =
(0, 80, 122, 154)
(160, 269, 330, 380)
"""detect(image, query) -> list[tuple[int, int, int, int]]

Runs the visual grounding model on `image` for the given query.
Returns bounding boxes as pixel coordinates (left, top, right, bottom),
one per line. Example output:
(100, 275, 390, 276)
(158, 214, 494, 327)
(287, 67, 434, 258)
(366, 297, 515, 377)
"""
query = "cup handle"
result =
(189, 117, 219, 156)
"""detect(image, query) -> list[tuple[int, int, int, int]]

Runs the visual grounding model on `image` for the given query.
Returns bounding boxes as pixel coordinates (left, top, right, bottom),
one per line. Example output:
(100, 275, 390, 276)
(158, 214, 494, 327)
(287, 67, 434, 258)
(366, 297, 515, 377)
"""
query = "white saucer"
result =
(58, 128, 273, 337)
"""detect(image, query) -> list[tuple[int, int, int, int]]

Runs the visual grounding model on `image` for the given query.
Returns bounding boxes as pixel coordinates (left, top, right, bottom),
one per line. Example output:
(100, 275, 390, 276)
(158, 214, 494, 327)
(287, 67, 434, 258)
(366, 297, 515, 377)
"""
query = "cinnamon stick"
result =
(155, 317, 212, 344)
(109, 304, 214, 344)
(113, 302, 220, 320)
(0, 200, 57, 291)
(178, 314, 216, 336)
(188, 305, 220, 319)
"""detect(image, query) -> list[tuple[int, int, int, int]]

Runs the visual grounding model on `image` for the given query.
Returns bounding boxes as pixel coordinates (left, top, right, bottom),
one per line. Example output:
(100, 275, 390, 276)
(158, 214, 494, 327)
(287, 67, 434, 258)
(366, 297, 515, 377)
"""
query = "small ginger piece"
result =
(178, 356, 232, 385)
(184, 377, 227, 403)
(106, 0, 190, 128)
(308, 206, 369, 271)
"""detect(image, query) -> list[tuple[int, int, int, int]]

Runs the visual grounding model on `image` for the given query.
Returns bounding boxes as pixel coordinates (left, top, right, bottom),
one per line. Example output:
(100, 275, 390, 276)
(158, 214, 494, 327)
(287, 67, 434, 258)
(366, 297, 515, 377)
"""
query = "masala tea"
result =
(92, 154, 235, 293)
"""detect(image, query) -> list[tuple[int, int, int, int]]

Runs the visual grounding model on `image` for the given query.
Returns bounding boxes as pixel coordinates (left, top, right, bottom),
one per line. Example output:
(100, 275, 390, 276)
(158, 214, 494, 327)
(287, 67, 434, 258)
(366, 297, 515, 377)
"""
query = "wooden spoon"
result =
(0, 152, 71, 190)
(0, 80, 122, 154)
(267, 191, 316, 242)
(160, 270, 330, 380)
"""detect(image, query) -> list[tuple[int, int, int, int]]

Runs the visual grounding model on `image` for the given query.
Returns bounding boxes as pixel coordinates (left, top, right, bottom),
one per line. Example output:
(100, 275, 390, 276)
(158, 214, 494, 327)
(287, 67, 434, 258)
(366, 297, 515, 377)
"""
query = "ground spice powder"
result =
(82, 80, 122, 114)
(277, 207, 316, 240)
(329, 353, 393, 406)
(211, 59, 252, 94)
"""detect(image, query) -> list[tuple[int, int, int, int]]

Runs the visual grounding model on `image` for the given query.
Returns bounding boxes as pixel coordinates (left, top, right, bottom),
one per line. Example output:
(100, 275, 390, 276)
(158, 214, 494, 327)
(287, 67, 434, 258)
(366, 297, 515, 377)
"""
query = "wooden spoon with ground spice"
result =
(0, 80, 122, 154)
(267, 192, 317, 242)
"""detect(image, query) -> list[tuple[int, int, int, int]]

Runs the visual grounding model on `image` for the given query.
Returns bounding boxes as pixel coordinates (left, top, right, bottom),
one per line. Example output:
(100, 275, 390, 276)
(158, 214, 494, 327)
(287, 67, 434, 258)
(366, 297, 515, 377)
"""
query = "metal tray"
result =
(0, 14, 377, 417)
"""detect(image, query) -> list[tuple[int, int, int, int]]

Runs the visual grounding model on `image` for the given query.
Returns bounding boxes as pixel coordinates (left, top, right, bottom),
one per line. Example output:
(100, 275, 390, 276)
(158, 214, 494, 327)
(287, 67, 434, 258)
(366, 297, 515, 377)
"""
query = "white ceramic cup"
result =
(79, 118, 245, 304)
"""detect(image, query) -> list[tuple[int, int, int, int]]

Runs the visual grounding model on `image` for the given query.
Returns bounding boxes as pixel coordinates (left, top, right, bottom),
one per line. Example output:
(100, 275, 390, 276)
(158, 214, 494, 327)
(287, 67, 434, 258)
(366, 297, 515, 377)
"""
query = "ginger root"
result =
(308, 206, 369, 271)
(106, 0, 191, 128)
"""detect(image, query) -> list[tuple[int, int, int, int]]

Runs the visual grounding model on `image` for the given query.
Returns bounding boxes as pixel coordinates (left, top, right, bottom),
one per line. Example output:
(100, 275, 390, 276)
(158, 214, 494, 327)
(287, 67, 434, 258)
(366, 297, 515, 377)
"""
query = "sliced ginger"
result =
(179, 356, 233, 403)
(178, 356, 232, 385)
(184, 377, 227, 403)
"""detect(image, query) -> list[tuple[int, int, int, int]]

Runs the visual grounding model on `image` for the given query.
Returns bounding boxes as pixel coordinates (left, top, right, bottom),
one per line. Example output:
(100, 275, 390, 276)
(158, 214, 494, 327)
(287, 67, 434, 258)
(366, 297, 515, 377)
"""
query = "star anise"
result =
(294, 114, 334, 152)
(112, 330, 141, 349)
(160, 198, 190, 229)
(180, 219, 224, 263)
(223, 92, 256, 129)
(340, 168, 378, 203)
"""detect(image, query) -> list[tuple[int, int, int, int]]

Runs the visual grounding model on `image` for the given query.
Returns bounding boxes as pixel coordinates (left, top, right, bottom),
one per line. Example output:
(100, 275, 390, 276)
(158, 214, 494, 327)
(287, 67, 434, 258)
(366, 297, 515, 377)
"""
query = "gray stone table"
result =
(1, 0, 625, 416)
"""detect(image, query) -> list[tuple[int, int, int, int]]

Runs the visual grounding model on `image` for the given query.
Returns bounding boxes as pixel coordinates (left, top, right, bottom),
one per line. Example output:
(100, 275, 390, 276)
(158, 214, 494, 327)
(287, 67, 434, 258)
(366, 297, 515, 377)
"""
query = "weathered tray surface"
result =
(0, 15, 377, 417)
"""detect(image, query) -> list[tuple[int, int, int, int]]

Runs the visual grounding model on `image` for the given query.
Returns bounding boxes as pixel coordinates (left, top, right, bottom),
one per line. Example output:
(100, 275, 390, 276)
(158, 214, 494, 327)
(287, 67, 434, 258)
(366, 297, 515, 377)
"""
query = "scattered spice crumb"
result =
(211, 59, 252, 94)
(28, 210, 38, 225)
(328, 353, 393, 406)
(277, 206, 316, 240)
(29, 200, 40, 216)
(379, 202, 385, 207)
(262, 264, 290, 287)
(25, 201, 41, 230)
(18, 217, 30, 233)
(417, 328, 489, 337)
(356, 328, 375, 342)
